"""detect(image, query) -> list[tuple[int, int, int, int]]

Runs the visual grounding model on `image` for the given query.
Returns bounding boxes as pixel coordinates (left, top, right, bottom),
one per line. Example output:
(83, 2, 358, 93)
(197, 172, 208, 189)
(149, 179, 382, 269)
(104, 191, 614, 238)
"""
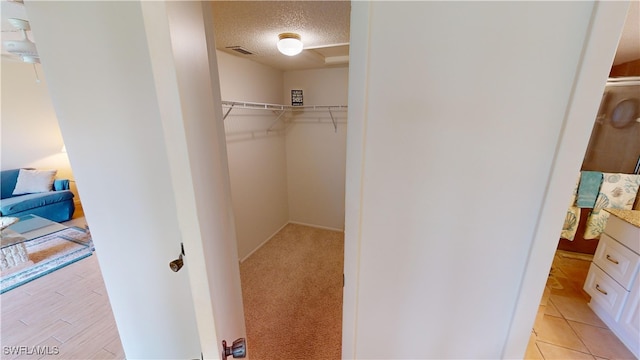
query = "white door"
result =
(26, 1, 246, 359)
(141, 2, 247, 358)
(342, 1, 630, 359)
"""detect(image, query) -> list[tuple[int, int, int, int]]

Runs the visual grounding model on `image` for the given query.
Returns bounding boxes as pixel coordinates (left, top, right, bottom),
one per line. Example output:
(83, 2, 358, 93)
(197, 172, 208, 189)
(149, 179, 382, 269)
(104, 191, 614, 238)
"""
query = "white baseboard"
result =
(239, 221, 344, 263)
(239, 222, 289, 263)
(287, 221, 344, 233)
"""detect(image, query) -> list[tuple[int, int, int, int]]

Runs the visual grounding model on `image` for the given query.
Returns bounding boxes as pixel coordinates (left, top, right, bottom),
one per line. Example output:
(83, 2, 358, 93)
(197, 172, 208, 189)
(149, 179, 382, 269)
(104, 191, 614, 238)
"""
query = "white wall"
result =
(217, 51, 290, 260)
(217, 50, 283, 103)
(217, 55, 349, 257)
(1, 61, 77, 197)
(284, 68, 348, 230)
(343, 1, 627, 359)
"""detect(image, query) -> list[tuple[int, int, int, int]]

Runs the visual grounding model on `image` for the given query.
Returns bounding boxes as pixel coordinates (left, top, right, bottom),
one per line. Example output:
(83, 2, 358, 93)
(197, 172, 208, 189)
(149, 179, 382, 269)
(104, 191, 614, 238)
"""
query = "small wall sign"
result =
(291, 90, 303, 106)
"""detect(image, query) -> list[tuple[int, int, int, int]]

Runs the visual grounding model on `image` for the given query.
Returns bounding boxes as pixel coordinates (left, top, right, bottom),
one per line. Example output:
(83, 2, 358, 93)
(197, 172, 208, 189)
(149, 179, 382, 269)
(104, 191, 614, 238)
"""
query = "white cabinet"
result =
(593, 234, 640, 293)
(585, 262, 630, 320)
(620, 274, 640, 355)
(584, 210, 640, 358)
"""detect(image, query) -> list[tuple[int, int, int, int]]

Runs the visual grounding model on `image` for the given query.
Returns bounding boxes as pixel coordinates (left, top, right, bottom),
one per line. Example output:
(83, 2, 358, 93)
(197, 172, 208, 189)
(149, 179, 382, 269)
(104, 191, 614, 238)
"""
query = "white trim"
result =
(501, 1, 631, 358)
(341, 2, 372, 358)
(287, 221, 344, 233)
(239, 220, 344, 263)
(239, 222, 289, 263)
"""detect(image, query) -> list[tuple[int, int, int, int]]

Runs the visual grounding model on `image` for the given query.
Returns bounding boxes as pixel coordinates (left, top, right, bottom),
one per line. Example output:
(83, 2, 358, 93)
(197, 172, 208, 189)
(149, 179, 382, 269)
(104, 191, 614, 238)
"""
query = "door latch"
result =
(222, 338, 246, 359)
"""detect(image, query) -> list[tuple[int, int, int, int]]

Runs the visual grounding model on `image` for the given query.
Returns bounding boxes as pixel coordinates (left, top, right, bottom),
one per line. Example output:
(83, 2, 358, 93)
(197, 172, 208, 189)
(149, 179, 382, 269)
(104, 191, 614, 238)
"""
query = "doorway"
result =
(526, 4, 640, 355)
(211, 2, 351, 358)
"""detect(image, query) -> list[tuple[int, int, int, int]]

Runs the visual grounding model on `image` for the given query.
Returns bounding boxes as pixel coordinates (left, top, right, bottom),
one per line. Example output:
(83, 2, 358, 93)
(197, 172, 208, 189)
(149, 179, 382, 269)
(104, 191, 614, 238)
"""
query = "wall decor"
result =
(291, 89, 303, 106)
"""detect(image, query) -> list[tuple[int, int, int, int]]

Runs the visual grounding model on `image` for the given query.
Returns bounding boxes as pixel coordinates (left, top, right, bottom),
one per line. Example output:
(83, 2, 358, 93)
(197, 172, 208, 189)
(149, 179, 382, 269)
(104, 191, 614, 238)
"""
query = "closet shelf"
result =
(221, 100, 348, 132)
(222, 100, 347, 112)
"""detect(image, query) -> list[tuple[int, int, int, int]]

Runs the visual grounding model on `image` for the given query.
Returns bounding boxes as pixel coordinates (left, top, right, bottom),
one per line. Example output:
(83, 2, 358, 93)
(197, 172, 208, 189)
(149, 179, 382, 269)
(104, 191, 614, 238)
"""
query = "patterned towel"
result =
(561, 174, 581, 241)
(584, 173, 640, 239)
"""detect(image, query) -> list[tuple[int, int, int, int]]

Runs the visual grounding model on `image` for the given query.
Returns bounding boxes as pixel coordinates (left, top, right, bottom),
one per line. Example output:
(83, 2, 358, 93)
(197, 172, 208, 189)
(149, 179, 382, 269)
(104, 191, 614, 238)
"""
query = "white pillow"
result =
(12, 169, 58, 195)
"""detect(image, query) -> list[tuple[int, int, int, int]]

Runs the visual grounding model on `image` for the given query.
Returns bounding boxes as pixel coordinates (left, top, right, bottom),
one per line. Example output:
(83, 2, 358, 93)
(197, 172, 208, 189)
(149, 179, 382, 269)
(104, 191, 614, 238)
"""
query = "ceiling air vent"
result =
(226, 46, 253, 55)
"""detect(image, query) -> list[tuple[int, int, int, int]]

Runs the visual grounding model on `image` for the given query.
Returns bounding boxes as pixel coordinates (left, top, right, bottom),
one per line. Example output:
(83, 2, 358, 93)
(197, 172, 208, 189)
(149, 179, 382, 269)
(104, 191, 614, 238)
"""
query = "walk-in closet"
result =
(213, 2, 350, 354)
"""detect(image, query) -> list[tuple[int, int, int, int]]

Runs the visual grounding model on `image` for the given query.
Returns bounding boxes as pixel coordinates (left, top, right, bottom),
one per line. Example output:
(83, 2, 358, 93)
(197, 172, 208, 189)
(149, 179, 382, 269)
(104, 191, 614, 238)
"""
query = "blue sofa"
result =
(0, 169, 75, 222)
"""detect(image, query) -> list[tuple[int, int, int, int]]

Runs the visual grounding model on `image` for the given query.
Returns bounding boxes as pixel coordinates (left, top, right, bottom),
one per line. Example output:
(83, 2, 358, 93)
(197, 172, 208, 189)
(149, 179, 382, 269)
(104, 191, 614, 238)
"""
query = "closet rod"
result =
(222, 100, 287, 111)
(221, 100, 348, 112)
(222, 100, 347, 132)
(289, 105, 348, 111)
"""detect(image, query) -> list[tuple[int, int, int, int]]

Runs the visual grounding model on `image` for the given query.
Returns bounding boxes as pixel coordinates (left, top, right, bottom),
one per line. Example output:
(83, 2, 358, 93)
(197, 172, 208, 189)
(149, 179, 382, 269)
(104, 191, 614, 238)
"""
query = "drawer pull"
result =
(595, 284, 608, 295)
(605, 254, 619, 265)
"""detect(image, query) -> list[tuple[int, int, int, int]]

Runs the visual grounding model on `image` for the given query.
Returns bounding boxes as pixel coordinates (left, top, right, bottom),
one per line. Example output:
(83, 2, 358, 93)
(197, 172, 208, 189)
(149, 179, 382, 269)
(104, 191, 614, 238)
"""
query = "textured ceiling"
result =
(211, 0, 351, 71)
(1, 1, 637, 70)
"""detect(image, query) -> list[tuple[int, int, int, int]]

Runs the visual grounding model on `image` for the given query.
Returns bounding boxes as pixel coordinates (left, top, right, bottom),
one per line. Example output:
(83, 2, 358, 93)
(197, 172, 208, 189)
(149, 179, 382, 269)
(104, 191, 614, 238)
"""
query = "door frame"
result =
(501, 2, 630, 357)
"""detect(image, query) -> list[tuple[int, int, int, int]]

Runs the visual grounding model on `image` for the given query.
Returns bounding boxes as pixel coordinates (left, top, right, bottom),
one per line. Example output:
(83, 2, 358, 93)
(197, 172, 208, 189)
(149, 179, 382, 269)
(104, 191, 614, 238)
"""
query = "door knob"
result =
(169, 243, 185, 272)
(169, 254, 183, 272)
(222, 338, 246, 359)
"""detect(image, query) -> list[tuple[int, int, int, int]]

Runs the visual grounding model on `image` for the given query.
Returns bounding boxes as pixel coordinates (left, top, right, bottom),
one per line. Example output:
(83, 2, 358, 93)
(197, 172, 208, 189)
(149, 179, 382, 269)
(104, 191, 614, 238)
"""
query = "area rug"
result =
(0, 227, 93, 294)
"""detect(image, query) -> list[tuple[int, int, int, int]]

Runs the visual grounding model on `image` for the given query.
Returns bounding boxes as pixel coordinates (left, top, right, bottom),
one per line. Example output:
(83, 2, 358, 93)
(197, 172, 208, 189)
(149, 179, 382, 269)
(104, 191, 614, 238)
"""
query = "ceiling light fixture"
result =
(277, 33, 303, 56)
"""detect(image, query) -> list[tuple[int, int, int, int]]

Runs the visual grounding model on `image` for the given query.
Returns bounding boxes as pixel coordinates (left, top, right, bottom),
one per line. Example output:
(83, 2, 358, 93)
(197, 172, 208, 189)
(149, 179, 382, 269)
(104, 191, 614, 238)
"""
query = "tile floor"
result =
(0, 217, 124, 359)
(525, 250, 637, 360)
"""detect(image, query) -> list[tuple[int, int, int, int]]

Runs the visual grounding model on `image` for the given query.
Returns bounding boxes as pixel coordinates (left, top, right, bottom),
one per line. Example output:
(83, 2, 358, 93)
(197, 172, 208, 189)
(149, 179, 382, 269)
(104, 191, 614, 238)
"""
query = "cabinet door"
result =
(619, 274, 640, 358)
(584, 263, 629, 320)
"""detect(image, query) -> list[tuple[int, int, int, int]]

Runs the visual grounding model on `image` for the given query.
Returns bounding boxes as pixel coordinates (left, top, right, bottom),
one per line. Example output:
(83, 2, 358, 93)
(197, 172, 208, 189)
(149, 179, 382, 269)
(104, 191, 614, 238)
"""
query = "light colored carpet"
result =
(240, 223, 344, 360)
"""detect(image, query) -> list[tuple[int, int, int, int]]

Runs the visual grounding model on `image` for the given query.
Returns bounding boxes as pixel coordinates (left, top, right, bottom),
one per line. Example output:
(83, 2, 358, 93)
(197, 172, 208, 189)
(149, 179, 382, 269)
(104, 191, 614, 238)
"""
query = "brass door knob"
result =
(169, 254, 183, 272)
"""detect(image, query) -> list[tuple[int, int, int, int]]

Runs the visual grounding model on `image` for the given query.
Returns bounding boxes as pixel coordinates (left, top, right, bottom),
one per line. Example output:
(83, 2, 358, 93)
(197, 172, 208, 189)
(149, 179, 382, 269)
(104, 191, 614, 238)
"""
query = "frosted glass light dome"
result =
(277, 33, 303, 56)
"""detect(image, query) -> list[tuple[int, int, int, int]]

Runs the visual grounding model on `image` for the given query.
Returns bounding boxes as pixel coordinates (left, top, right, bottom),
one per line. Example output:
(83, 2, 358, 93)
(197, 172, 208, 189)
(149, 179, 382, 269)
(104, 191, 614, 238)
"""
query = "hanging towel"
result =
(561, 173, 581, 241)
(576, 171, 603, 208)
(583, 173, 640, 239)
(561, 207, 581, 241)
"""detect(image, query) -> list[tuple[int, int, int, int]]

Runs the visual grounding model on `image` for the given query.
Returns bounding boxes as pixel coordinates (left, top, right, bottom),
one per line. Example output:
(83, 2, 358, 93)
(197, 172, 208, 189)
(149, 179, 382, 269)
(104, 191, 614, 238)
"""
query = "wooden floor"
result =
(0, 218, 124, 360)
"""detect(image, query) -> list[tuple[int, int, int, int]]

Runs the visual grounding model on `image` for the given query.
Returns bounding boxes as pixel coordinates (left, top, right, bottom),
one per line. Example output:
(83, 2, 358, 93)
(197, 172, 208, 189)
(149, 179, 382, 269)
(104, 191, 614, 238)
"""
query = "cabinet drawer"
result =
(584, 263, 629, 321)
(593, 234, 640, 290)
(604, 214, 640, 253)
